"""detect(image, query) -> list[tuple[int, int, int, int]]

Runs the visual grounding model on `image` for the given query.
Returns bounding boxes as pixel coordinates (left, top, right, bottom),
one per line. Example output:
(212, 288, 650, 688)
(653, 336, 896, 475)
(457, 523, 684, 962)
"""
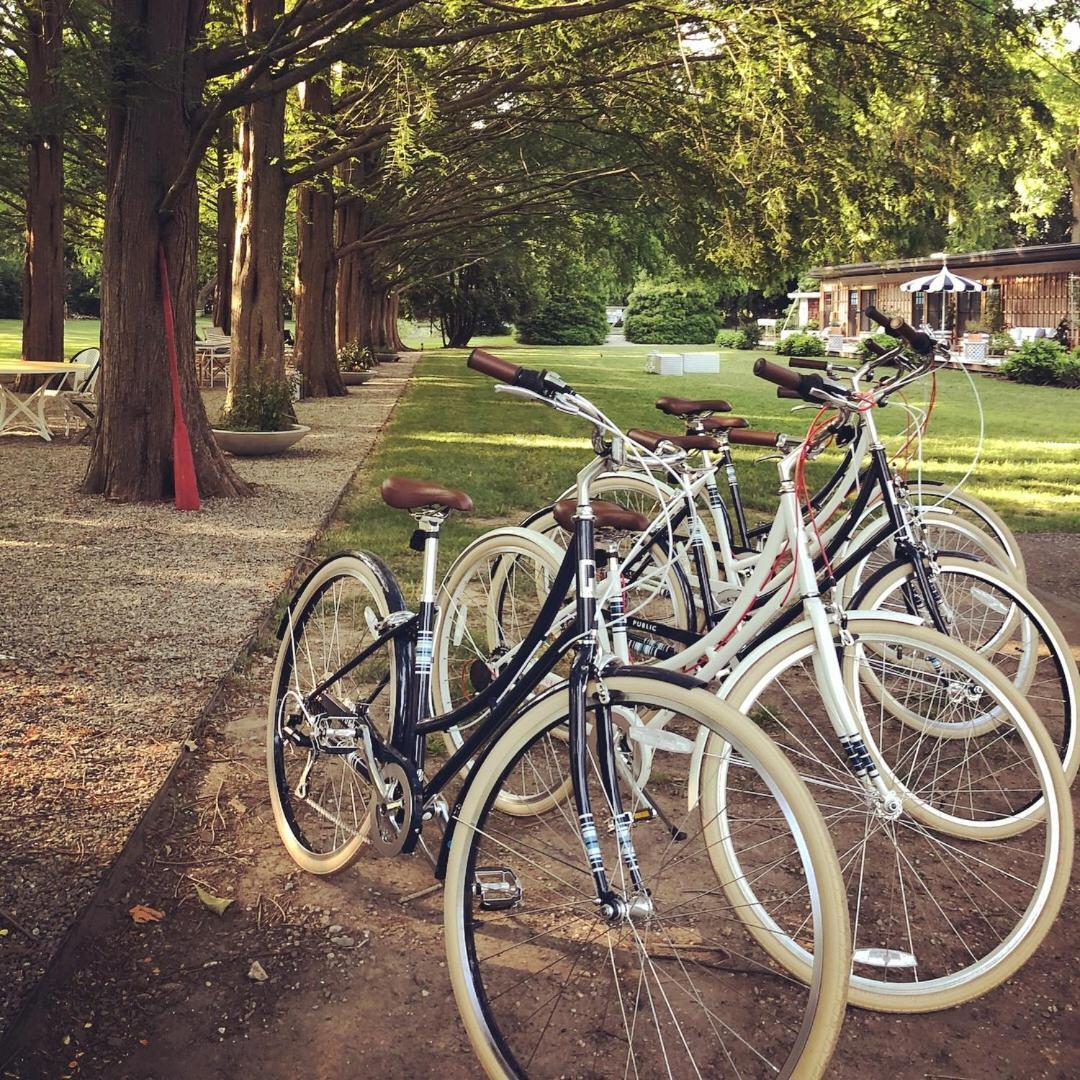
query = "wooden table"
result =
(0, 360, 92, 441)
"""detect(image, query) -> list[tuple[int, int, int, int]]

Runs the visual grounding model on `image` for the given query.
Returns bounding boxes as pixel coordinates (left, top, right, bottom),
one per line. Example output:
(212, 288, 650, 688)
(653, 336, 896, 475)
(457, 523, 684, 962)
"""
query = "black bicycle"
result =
(267, 348, 850, 1078)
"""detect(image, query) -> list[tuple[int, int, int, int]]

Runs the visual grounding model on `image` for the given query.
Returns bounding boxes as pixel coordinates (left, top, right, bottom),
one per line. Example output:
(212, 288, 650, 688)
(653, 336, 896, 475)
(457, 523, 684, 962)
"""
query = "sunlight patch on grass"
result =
(401, 431, 591, 450)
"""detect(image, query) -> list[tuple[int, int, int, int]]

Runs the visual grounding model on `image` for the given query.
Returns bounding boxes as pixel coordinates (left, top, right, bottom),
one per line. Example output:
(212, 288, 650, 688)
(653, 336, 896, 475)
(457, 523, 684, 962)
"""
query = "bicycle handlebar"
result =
(729, 428, 782, 448)
(776, 388, 802, 399)
(468, 347, 521, 383)
(863, 305, 936, 355)
(754, 357, 843, 405)
(467, 347, 572, 398)
(753, 358, 805, 391)
(787, 357, 830, 371)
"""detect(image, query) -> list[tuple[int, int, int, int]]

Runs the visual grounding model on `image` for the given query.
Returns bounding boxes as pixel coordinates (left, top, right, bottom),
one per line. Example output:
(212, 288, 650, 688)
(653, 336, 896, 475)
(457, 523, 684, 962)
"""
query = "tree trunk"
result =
(294, 78, 345, 398)
(228, 0, 287, 398)
(83, 0, 248, 501)
(335, 186, 363, 348)
(212, 117, 235, 334)
(19, 0, 64, 390)
(353, 275, 405, 351)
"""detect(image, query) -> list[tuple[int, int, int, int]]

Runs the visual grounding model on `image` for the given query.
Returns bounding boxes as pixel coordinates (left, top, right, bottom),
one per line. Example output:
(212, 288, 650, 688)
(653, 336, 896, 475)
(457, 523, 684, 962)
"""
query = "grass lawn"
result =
(325, 341, 1080, 592)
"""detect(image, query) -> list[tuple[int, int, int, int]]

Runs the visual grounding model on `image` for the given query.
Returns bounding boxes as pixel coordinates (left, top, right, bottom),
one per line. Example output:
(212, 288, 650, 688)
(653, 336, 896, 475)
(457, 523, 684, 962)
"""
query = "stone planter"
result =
(212, 423, 311, 457)
(342, 370, 375, 386)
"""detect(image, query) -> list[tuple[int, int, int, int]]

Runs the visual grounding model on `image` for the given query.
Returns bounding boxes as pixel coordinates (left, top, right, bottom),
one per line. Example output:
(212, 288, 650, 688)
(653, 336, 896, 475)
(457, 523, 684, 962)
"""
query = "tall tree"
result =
(22, 0, 64, 366)
(228, 0, 287, 398)
(294, 75, 344, 396)
(83, 0, 638, 497)
(212, 117, 235, 333)
(83, 0, 247, 499)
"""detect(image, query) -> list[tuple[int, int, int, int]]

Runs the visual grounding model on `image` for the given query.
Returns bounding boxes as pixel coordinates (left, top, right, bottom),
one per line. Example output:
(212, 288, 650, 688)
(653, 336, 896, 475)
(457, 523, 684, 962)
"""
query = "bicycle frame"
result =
(299, 447, 647, 903)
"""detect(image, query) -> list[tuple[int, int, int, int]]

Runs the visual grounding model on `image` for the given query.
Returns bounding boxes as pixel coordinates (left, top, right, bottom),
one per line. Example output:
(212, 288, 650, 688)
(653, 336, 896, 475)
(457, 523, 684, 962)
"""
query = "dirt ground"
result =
(0, 360, 418, 1038)
(0, 535, 1077, 1079)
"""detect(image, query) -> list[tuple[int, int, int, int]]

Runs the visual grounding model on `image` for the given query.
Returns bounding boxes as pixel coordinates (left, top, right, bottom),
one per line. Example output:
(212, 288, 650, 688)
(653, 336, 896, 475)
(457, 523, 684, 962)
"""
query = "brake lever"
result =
(493, 383, 580, 415)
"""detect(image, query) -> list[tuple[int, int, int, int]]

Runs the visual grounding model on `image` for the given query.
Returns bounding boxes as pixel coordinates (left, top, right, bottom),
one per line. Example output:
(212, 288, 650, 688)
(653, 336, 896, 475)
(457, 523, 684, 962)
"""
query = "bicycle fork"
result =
(569, 498, 651, 920)
(779, 464, 904, 818)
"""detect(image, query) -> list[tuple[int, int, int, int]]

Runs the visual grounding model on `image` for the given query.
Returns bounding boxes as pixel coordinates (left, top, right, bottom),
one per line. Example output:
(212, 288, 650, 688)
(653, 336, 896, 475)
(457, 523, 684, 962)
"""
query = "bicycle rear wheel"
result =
(852, 555, 1078, 784)
(267, 551, 403, 874)
(444, 675, 850, 1078)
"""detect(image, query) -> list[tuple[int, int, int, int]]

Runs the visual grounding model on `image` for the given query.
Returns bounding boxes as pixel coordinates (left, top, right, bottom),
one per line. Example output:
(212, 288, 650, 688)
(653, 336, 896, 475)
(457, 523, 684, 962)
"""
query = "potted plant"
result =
(338, 342, 377, 386)
(212, 378, 310, 456)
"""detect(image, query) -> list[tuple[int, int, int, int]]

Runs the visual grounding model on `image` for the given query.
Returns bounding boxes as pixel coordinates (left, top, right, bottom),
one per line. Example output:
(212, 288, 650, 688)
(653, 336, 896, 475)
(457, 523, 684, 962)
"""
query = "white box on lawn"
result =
(682, 352, 720, 374)
(646, 352, 684, 376)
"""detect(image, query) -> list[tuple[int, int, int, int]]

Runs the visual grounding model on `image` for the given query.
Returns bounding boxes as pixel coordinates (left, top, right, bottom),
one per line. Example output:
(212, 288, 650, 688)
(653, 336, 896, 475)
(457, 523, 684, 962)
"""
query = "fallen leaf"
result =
(194, 885, 233, 916)
(129, 905, 165, 924)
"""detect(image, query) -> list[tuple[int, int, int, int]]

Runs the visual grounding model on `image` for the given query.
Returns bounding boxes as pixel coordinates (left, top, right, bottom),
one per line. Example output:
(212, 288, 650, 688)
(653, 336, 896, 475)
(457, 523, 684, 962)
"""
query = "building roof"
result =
(808, 242, 1080, 280)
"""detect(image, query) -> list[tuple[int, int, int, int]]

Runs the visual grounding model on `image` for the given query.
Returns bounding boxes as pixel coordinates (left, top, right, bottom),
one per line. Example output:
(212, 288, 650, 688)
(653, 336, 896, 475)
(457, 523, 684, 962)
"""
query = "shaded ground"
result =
(1, 528, 1075, 1079)
(0, 358, 418, 1039)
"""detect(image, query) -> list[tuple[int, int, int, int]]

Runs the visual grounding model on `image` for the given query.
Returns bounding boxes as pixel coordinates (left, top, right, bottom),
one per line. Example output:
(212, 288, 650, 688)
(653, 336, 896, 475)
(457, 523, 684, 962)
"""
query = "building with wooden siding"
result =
(807, 243, 1080, 345)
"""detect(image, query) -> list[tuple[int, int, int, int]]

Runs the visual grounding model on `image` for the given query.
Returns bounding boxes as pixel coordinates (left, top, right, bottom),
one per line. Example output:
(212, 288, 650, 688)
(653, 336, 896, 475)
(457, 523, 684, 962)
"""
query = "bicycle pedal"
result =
(852, 947, 916, 970)
(472, 866, 522, 911)
(607, 808, 656, 833)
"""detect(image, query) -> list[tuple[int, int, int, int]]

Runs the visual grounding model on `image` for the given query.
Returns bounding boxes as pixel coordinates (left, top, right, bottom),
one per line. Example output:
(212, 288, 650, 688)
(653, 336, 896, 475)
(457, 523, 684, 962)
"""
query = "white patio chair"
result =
(45, 348, 101, 436)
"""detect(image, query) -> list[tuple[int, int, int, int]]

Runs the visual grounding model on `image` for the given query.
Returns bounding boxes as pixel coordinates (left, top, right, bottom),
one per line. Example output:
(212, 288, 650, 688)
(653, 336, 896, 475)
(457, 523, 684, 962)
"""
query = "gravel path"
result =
(0, 357, 417, 1036)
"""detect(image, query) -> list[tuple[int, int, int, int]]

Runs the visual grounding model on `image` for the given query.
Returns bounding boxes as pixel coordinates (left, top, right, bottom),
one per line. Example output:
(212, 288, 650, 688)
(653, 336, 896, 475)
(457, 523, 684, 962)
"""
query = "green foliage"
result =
(1059, 352, 1080, 389)
(1000, 339, 1073, 386)
(0, 259, 20, 319)
(715, 323, 762, 350)
(623, 281, 720, 345)
(217, 380, 296, 432)
(802, 319, 820, 331)
(860, 333, 896, 359)
(775, 333, 825, 357)
(514, 289, 607, 346)
(337, 342, 377, 371)
(989, 331, 1015, 355)
(983, 290, 1006, 333)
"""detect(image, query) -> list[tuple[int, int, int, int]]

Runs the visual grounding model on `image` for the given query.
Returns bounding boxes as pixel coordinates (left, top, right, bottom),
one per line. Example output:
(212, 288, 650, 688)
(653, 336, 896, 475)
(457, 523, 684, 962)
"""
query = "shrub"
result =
(1059, 353, 1080, 389)
(515, 289, 608, 345)
(337, 342, 377, 371)
(859, 333, 897, 359)
(622, 280, 721, 344)
(801, 318, 820, 331)
(1000, 339, 1067, 386)
(988, 332, 1014, 356)
(775, 332, 825, 357)
(715, 323, 762, 350)
(217, 379, 296, 432)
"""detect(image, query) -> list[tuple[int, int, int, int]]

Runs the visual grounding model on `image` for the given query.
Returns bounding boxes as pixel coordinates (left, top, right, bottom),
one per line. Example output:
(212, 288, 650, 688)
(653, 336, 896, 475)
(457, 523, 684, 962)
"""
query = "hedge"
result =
(715, 324, 762, 350)
(1000, 339, 1080, 388)
(514, 289, 608, 346)
(623, 280, 721, 345)
(774, 332, 825, 357)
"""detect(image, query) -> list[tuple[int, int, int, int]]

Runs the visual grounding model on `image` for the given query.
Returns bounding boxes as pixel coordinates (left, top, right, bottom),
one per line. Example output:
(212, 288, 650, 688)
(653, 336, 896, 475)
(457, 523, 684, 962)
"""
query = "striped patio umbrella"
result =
(899, 264, 985, 293)
(899, 263, 984, 332)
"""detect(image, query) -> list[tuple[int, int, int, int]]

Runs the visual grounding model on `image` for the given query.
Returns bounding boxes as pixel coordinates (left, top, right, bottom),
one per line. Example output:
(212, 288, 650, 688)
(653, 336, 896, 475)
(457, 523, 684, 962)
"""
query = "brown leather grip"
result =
(468, 347, 521, 383)
(753, 357, 803, 391)
(788, 357, 830, 371)
(776, 388, 801, 399)
(729, 428, 780, 448)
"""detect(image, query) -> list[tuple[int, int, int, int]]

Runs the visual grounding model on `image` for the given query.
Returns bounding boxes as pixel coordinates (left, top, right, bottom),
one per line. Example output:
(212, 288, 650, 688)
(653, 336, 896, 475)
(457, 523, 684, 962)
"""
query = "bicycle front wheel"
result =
(444, 675, 850, 1079)
(714, 617, 1073, 1013)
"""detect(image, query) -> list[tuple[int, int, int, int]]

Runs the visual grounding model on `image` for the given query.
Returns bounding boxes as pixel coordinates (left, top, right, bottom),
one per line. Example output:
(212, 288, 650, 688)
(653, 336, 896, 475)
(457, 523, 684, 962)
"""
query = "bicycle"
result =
(434, 340, 1074, 1013)
(267, 351, 851, 1077)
